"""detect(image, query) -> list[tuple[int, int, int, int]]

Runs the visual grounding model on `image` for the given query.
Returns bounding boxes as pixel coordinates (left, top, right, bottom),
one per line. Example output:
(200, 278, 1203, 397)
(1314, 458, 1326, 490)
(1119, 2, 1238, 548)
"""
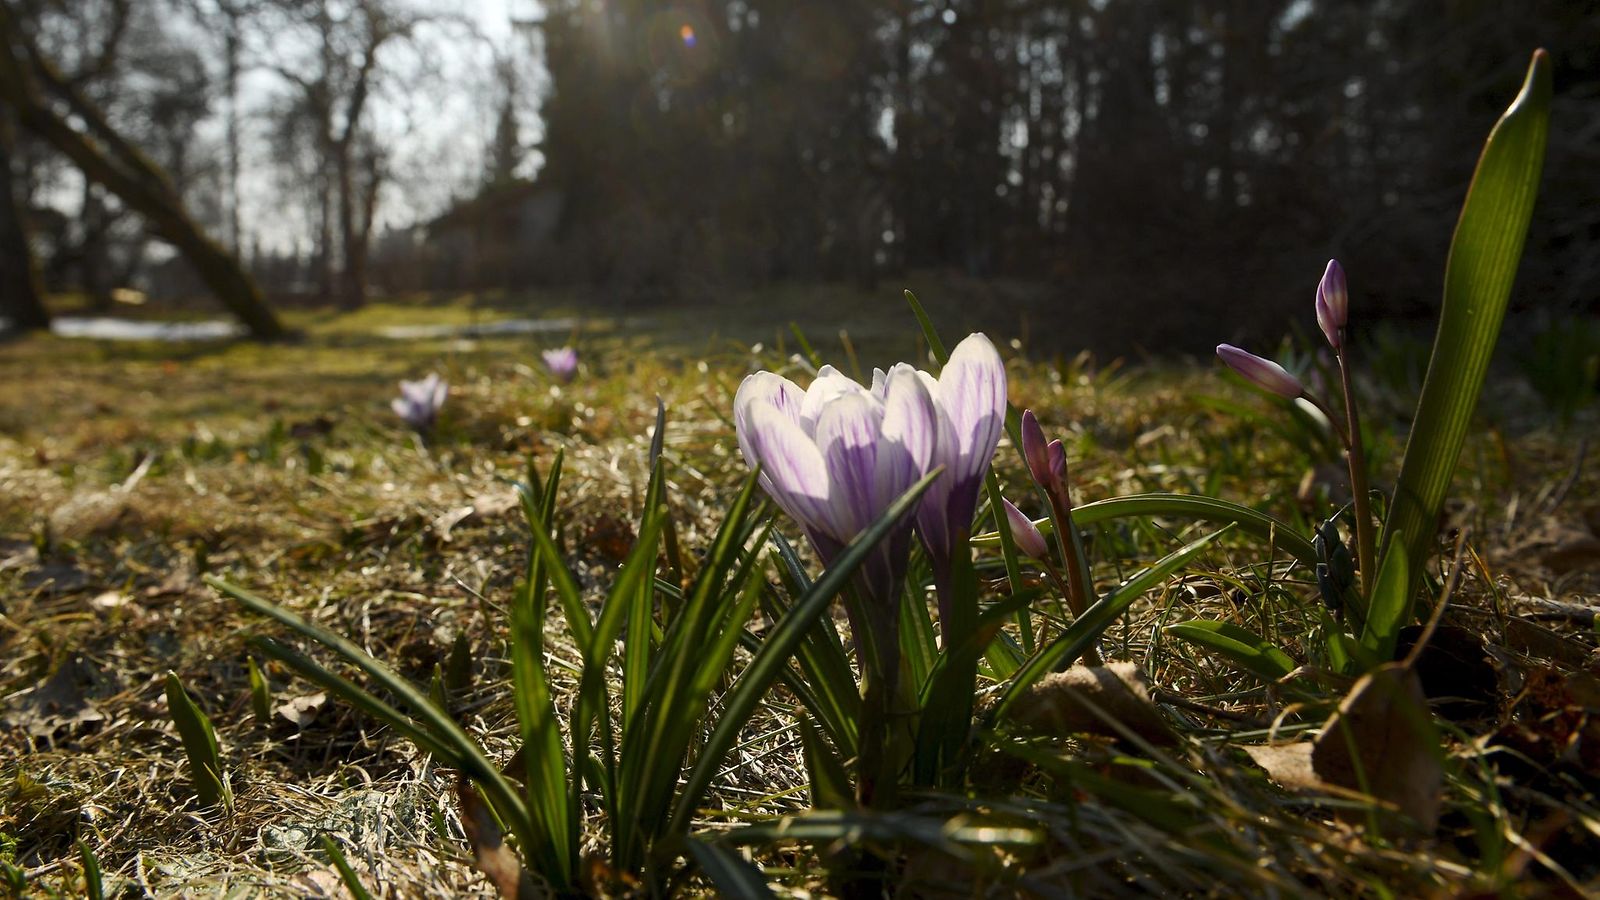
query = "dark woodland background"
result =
(1, 1, 1595, 350)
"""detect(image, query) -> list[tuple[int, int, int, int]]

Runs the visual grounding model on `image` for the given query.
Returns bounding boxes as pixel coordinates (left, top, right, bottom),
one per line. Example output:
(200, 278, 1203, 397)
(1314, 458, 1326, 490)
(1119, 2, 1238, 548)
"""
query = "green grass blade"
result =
(797, 713, 853, 810)
(247, 656, 272, 724)
(249, 637, 461, 763)
(903, 290, 950, 362)
(976, 493, 1318, 567)
(687, 838, 778, 899)
(668, 468, 944, 835)
(318, 834, 376, 900)
(992, 527, 1230, 721)
(207, 577, 545, 884)
(164, 672, 228, 809)
(1359, 536, 1411, 664)
(507, 562, 577, 882)
(77, 840, 103, 900)
(1163, 620, 1296, 682)
(1382, 51, 1551, 595)
(913, 588, 1040, 785)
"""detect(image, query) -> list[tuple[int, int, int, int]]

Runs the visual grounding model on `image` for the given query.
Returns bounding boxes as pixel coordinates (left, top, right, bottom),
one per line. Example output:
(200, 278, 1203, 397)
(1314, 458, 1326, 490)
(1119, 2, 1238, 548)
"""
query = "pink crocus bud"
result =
(1046, 439, 1067, 487)
(1001, 498, 1050, 561)
(1020, 409, 1055, 491)
(1315, 259, 1348, 350)
(1215, 344, 1304, 399)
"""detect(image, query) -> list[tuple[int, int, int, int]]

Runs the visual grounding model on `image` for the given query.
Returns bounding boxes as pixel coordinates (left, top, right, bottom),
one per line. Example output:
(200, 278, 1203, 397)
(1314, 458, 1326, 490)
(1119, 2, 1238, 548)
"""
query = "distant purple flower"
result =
(1002, 498, 1049, 561)
(392, 373, 447, 431)
(1216, 344, 1303, 399)
(734, 363, 937, 607)
(1315, 259, 1348, 350)
(543, 347, 578, 382)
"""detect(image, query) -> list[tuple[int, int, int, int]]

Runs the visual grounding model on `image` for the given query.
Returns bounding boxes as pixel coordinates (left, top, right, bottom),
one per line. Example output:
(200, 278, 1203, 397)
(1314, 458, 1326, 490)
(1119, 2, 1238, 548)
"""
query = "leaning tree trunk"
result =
(0, 108, 47, 332)
(0, 7, 285, 339)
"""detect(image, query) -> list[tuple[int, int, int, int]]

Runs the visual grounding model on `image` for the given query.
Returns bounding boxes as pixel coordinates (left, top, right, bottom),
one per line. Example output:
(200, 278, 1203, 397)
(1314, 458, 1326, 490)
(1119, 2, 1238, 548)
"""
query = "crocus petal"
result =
(744, 402, 834, 536)
(876, 366, 939, 510)
(1002, 498, 1050, 561)
(937, 333, 1008, 488)
(734, 371, 805, 471)
(1315, 259, 1348, 350)
(392, 397, 416, 423)
(814, 393, 886, 540)
(1046, 439, 1067, 484)
(1216, 344, 1303, 399)
(1020, 409, 1054, 490)
(799, 365, 870, 434)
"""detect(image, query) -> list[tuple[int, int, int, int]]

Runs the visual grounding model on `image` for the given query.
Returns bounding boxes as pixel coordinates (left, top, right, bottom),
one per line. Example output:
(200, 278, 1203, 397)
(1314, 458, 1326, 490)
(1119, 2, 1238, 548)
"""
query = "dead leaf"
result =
(1243, 743, 1321, 791)
(1396, 624, 1497, 719)
(1006, 662, 1177, 746)
(456, 777, 539, 900)
(1, 655, 111, 738)
(275, 692, 328, 728)
(88, 590, 131, 612)
(432, 506, 477, 542)
(1311, 663, 1443, 832)
(1505, 618, 1592, 668)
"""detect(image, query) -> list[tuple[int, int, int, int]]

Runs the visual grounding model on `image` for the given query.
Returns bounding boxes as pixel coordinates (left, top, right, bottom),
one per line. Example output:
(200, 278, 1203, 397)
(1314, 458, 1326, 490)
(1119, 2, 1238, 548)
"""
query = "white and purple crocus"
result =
(733, 333, 1007, 632)
(392, 373, 447, 432)
(543, 347, 578, 383)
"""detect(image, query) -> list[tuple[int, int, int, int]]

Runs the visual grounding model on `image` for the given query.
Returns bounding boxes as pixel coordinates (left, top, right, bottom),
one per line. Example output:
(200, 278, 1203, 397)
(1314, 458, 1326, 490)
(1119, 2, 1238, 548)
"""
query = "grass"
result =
(2, 299, 1597, 896)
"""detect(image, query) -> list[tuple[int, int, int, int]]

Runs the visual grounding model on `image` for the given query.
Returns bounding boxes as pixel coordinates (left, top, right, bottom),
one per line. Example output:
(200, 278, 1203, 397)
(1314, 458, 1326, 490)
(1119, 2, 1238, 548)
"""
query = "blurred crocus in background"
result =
(1215, 343, 1304, 399)
(543, 347, 578, 382)
(392, 373, 447, 432)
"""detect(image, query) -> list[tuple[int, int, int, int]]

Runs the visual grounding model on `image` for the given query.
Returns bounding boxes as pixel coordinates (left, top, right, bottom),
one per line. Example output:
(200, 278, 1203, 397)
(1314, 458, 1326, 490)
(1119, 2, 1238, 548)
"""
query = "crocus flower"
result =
(543, 347, 578, 382)
(1002, 498, 1050, 561)
(1315, 259, 1348, 350)
(1215, 344, 1303, 399)
(392, 373, 447, 431)
(734, 363, 938, 608)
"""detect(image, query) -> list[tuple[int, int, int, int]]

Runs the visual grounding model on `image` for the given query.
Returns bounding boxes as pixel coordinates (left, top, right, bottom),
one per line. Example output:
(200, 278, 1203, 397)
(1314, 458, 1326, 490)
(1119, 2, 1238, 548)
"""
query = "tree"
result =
(0, 0, 285, 338)
(0, 106, 46, 331)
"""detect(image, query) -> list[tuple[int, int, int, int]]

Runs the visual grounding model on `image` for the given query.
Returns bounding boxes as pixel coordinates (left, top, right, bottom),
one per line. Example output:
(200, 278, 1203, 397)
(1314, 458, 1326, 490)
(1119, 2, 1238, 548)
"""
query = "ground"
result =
(2, 296, 1597, 897)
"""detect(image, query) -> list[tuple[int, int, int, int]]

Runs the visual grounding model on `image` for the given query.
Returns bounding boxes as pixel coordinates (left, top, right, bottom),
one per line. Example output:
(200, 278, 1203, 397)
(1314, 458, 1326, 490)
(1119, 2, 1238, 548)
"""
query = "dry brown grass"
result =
(2, 308, 1597, 897)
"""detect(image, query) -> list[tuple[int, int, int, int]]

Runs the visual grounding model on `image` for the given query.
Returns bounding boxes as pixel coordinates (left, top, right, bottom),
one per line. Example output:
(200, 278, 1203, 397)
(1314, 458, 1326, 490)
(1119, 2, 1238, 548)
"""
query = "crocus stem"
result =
(851, 588, 901, 810)
(1042, 485, 1101, 666)
(1335, 345, 1376, 594)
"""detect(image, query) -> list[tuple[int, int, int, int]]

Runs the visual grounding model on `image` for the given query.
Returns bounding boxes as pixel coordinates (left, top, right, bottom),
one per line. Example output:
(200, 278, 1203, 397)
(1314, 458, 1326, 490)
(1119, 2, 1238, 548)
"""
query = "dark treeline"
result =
(1, 1, 1595, 348)
(528, 0, 1596, 344)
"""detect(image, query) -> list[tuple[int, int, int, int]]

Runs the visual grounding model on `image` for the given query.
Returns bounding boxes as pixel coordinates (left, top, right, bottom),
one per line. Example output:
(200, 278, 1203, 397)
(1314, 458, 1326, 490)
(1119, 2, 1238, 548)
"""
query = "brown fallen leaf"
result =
(1311, 663, 1443, 832)
(275, 692, 328, 728)
(1242, 743, 1321, 792)
(1005, 662, 1177, 746)
(457, 777, 540, 900)
(2, 655, 112, 738)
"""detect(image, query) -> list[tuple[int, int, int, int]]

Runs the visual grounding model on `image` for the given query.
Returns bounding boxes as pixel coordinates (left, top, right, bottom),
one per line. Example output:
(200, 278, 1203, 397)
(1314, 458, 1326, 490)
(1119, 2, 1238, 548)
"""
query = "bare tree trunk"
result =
(0, 7, 285, 339)
(0, 109, 47, 331)
(81, 179, 114, 310)
(335, 142, 362, 308)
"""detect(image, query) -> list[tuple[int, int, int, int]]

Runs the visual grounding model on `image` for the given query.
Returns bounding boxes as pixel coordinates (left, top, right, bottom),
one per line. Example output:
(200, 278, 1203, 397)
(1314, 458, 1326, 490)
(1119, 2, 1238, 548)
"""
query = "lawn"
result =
(2, 299, 1597, 897)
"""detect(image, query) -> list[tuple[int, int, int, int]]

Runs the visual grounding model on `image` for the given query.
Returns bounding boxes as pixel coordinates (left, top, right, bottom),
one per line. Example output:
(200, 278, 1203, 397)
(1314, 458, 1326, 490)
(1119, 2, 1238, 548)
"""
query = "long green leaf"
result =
(164, 672, 228, 809)
(319, 834, 377, 900)
(687, 838, 778, 899)
(1358, 537, 1411, 664)
(668, 468, 944, 835)
(1163, 620, 1296, 682)
(992, 527, 1230, 721)
(976, 493, 1317, 567)
(206, 577, 544, 886)
(1382, 50, 1551, 597)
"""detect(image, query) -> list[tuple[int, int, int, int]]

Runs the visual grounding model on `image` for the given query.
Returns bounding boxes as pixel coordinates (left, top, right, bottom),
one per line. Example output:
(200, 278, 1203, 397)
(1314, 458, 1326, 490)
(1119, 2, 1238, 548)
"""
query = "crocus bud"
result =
(1002, 498, 1050, 561)
(1020, 409, 1054, 490)
(1216, 344, 1303, 399)
(1045, 439, 1067, 486)
(1315, 259, 1348, 349)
